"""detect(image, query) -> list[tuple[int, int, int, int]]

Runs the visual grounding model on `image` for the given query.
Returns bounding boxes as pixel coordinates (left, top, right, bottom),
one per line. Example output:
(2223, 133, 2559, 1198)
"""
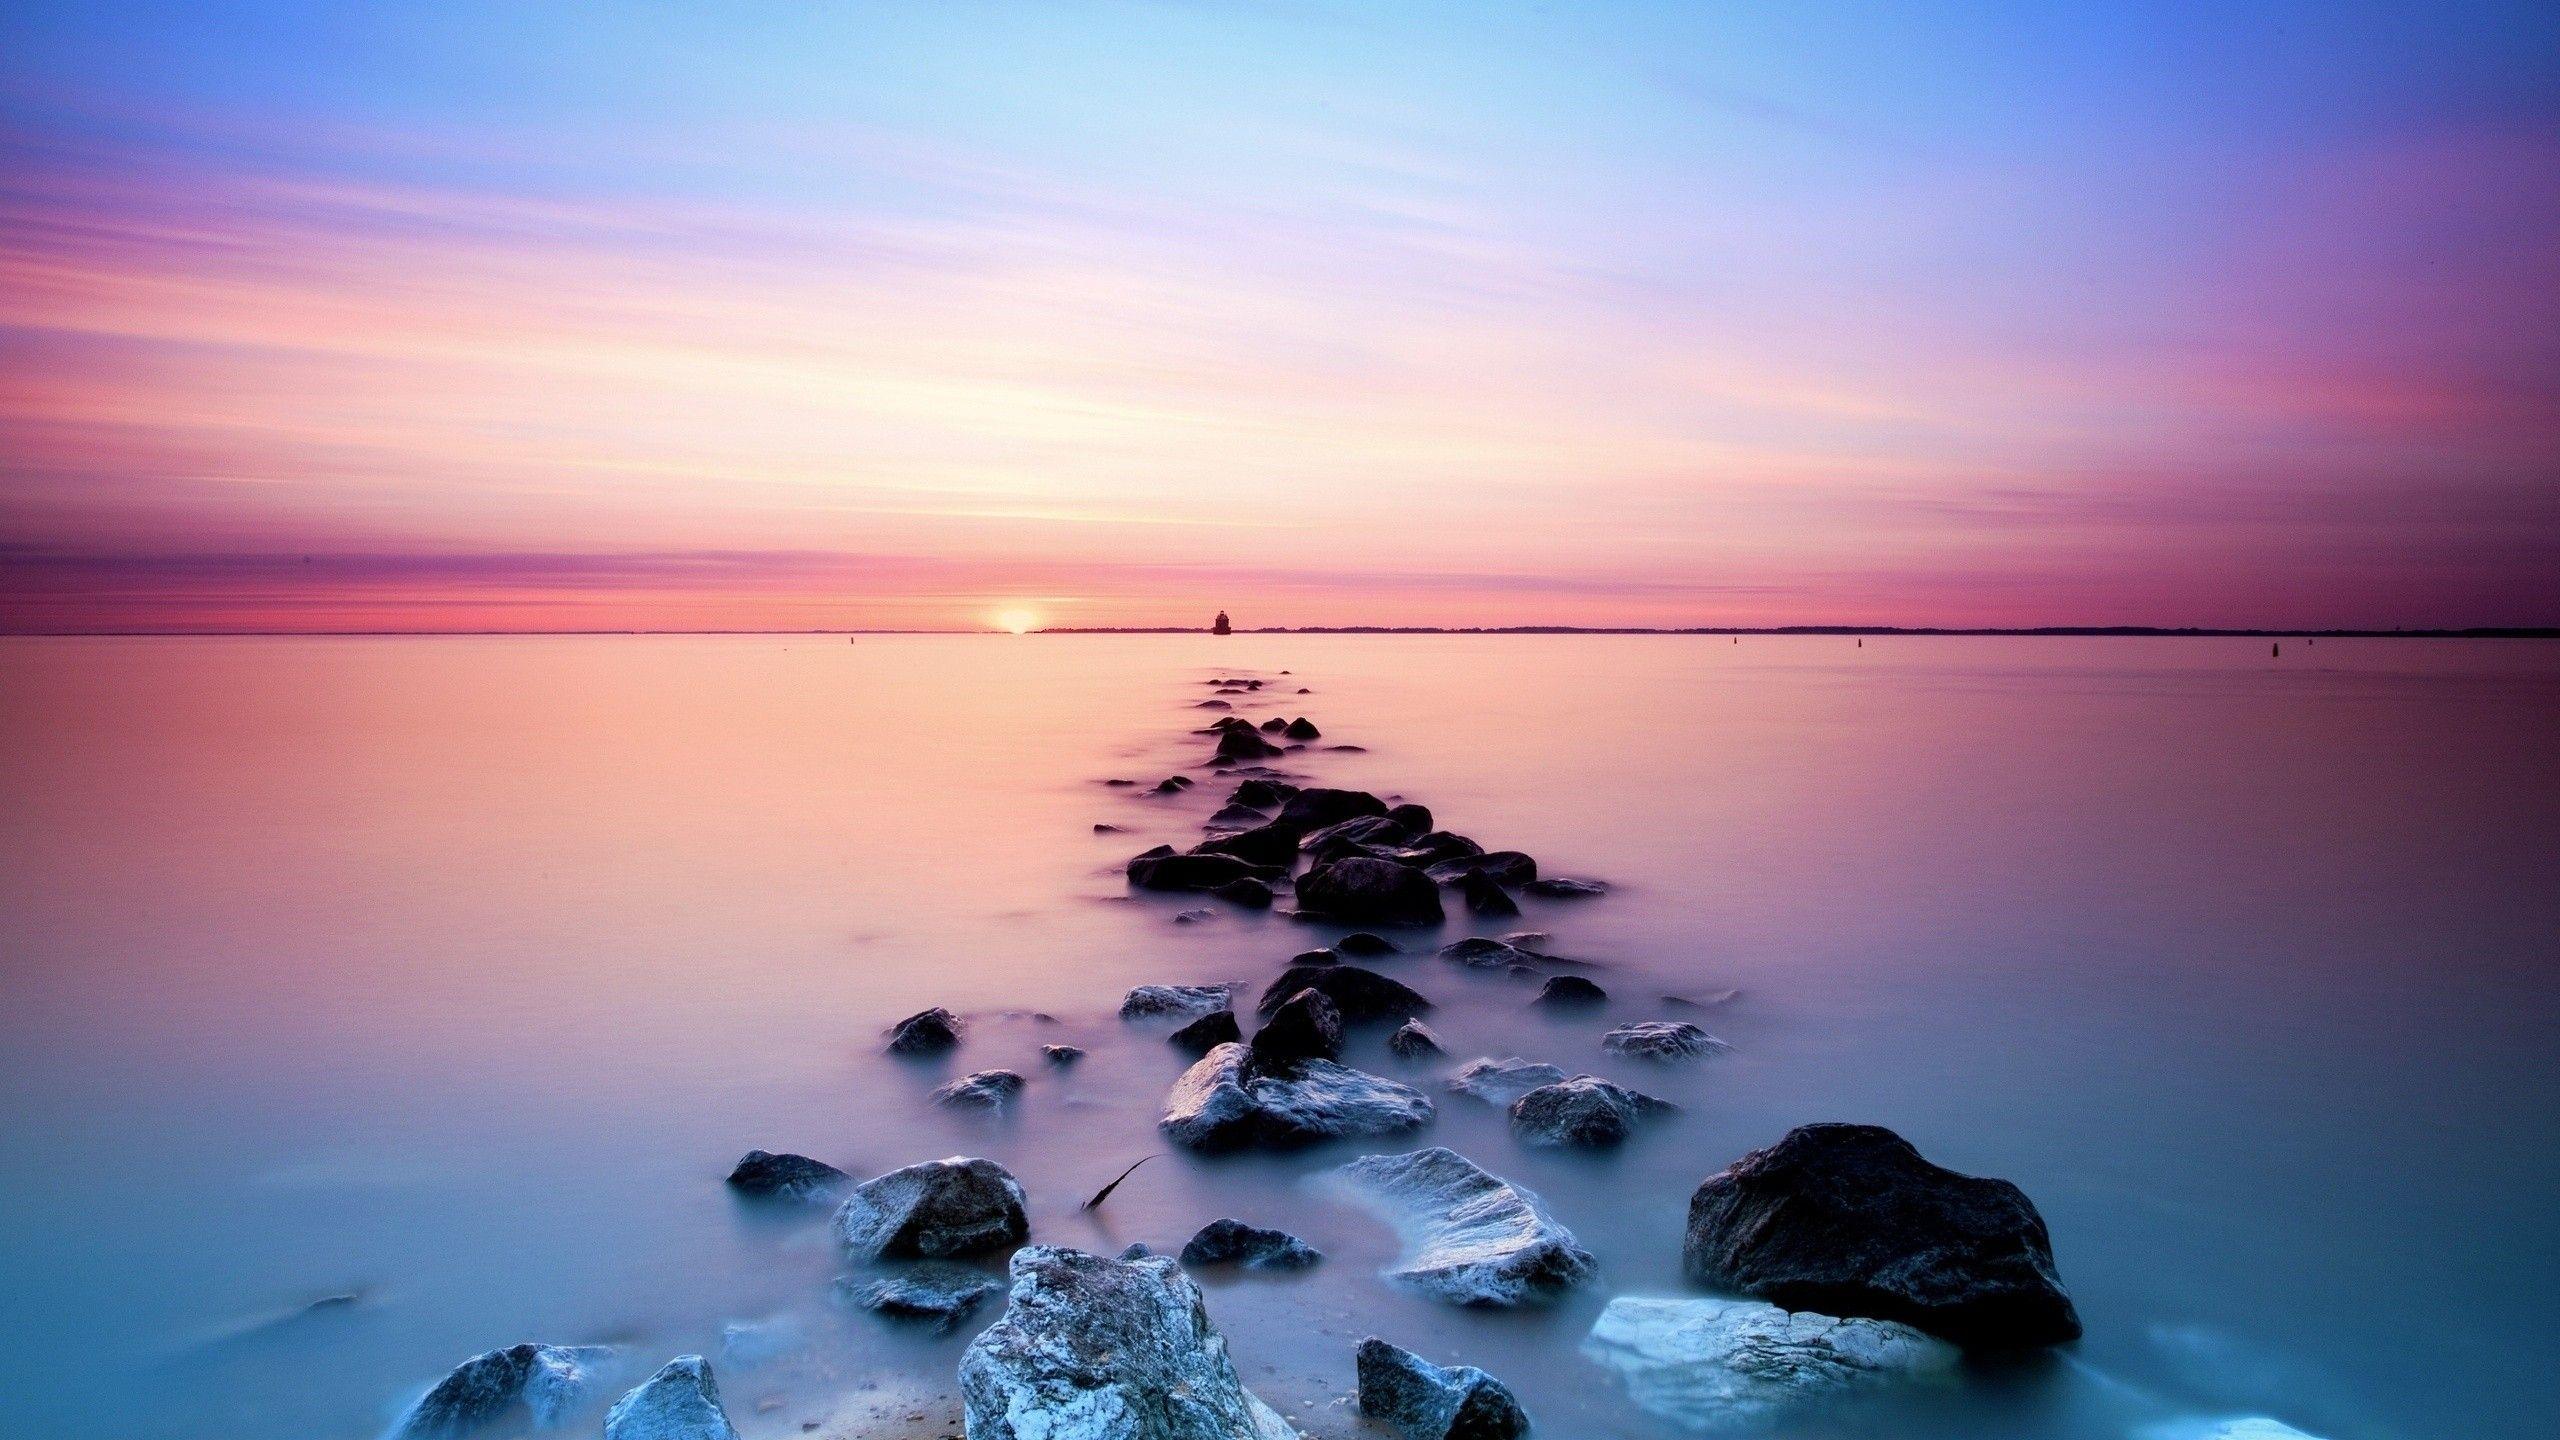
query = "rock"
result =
(1216, 728, 1285, 761)
(1193, 822, 1300, 868)
(393, 1343, 618, 1438)
(833, 1157, 1029, 1259)
(1092, 823, 1125, 833)
(603, 1356, 738, 1440)
(1180, 1219, 1322, 1270)
(1296, 857, 1445, 925)
(1121, 984, 1234, 1021)
(1426, 851, 1536, 886)
(1152, 776, 1190, 794)
(1533, 975, 1607, 1006)
(1256, 964, 1430, 1021)
(1249, 988, 1343, 1063)
(960, 1246, 1298, 1440)
(1387, 1021, 1444, 1058)
(1174, 908, 1214, 924)
(1446, 1058, 1567, 1106)
(1258, 717, 1288, 733)
(1354, 1337, 1528, 1440)
(724, 1151, 849, 1203)
(1213, 876, 1275, 908)
(1683, 1123, 2081, 1349)
(1385, 803, 1433, 832)
(933, 1069, 1025, 1112)
(1275, 787, 1388, 831)
(1602, 1021, 1729, 1061)
(1194, 699, 1232, 709)
(1336, 931, 1399, 957)
(838, 1265, 1002, 1331)
(1300, 814, 1412, 856)
(1522, 877, 1608, 899)
(1396, 830, 1482, 865)
(1580, 1296, 1957, 1428)
(1283, 717, 1320, 740)
(1205, 802, 1270, 830)
(1117, 1242, 1153, 1260)
(1438, 937, 1540, 970)
(1129, 850, 1273, 893)
(1042, 1044, 1085, 1065)
(1103, 778, 1138, 787)
(1160, 1043, 1434, 1150)
(1333, 1148, 1594, 1306)
(1509, 1076, 1673, 1148)
(1230, 779, 1298, 808)
(885, 1007, 961, 1055)
(1458, 871, 1518, 917)
(1663, 989, 1741, 1010)
(1289, 947, 1337, 966)
(1168, 1009, 1243, 1055)
(1297, 687, 1311, 693)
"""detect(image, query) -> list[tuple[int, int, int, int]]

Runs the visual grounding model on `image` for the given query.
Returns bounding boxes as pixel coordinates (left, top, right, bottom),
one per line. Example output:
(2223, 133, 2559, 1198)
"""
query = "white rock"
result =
(1446, 1057, 1566, 1106)
(1332, 1147, 1594, 1306)
(1160, 1043, 1433, 1150)
(602, 1356, 739, 1440)
(1120, 984, 1234, 1021)
(1581, 1296, 1956, 1428)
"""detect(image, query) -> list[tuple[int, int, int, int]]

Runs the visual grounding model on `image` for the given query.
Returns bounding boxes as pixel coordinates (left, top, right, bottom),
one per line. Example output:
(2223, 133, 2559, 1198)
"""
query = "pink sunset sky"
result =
(3, 3, 2555, 632)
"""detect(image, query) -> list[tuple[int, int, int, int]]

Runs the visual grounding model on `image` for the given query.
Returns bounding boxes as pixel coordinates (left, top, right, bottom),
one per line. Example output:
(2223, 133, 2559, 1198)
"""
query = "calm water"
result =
(2, 635, 2555, 1440)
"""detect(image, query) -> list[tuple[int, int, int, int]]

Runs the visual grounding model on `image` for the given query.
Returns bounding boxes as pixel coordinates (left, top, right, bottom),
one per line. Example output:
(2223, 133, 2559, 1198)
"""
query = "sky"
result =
(2, 1, 2555, 632)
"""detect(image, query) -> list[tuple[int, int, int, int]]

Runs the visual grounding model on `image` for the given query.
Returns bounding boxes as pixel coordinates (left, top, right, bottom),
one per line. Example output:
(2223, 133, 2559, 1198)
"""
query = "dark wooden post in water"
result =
(1212, 610, 1232, 635)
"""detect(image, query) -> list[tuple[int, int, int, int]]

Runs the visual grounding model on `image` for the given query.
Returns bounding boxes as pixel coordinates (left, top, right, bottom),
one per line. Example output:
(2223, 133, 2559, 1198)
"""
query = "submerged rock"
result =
(1438, 937, 1538, 970)
(1522, 877, 1608, 899)
(1385, 802, 1433, 832)
(1510, 1076, 1673, 1148)
(1042, 1044, 1086, 1066)
(933, 1069, 1026, 1112)
(1683, 1123, 2081, 1349)
(1458, 871, 1519, 917)
(885, 1007, 961, 1056)
(1284, 717, 1321, 740)
(1296, 857, 1445, 925)
(1333, 1147, 1595, 1306)
(1258, 717, 1289, 733)
(603, 1356, 737, 1440)
(724, 1150, 849, 1203)
(1603, 1021, 1730, 1061)
(1256, 964, 1430, 1022)
(1355, 1337, 1528, 1440)
(1193, 822, 1300, 868)
(1534, 974, 1607, 1006)
(1216, 728, 1285, 761)
(834, 1157, 1029, 1259)
(1289, 947, 1338, 967)
(1387, 1020, 1444, 1059)
(1446, 1057, 1567, 1106)
(393, 1343, 618, 1438)
(1160, 1043, 1434, 1150)
(1250, 987, 1344, 1063)
(1335, 931, 1400, 957)
(838, 1265, 1002, 1331)
(1426, 851, 1536, 886)
(1168, 1009, 1243, 1055)
(1275, 787, 1388, 831)
(1129, 849, 1274, 893)
(1205, 802, 1270, 830)
(1213, 876, 1275, 908)
(1230, 779, 1299, 809)
(958, 1245, 1298, 1440)
(1395, 830, 1482, 865)
(1121, 984, 1234, 1021)
(1152, 776, 1191, 794)
(1194, 699, 1232, 709)
(1180, 1219, 1322, 1270)
(1580, 1296, 1957, 1428)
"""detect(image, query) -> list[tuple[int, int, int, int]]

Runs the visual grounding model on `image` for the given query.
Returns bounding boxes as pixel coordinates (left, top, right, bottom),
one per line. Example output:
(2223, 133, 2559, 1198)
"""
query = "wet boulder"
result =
(1194, 698, 1232, 709)
(1426, 851, 1537, 886)
(1216, 728, 1285, 761)
(959, 1245, 1297, 1440)
(1385, 803, 1433, 832)
(1152, 776, 1191, 794)
(1333, 1147, 1594, 1306)
(1458, 871, 1518, 917)
(1336, 931, 1399, 957)
(1180, 1219, 1322, 1271)
(603, 1356, 737, 1440)
(1283, 717, 1320, 740)
(1301, 814, 1412, 857)
(1193, 822, 1301, 868)
(1355, 1338, 1528, 1440)
(724, 1151, 849, 1203)
(1160, 1043, 1434, 1150)
(1387, 1021, 1444, 1059)
(1231, 779, 1299, 808)
(1129, 849, 1274, 893)
(1509, 1076, 1673, 1148)
(1580, 1296, 1956, 1428)
(1533, 975, 1607, 1006)
(1256, 964, 1430, 1022)
(1446, 1058, 1567, 1106)
(1258, 716, 1288, 733)
(933, 1069, 1025, 1112)
(885, 1007, 961, 1056)
(1121, 984, 1234, 1021)
(1250, 987, 1344, 1064)
(838, 1265, 1002, 1332)
(1168, 1009, 1243, 1055)
(1213, 876, 1275, 908)
(1522, 877, 1608, 899)
(1290, 947, 1337, 967)
(833, 1156, 1030, 1259)
(392, 1343, 619, 1438)
(1438, 937, 1540, 970)
(1205, 802, 1270, 831)
(1395, 831, 1482, 865)
(1296, 857, 1444, 925)
(1041, 1044, 1085, 1066)
(1683, 1123, 2081, 1349)
(1602, 1021, 1730, 1061)
(1275, 787, 1389, 831)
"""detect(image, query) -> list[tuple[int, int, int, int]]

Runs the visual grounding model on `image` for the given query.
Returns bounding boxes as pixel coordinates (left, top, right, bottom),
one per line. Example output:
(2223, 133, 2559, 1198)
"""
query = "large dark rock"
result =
(1249, 988, 1344, 1063)
(834, 1157, 1030, 1259)
(1193, 822, 1301, 868)
(1427, 851, 1537, 886)
(1180, 1219, 1322, 1270)
(1355, 1337, 1528, 1440)
(959, 1246, 1296, 1440)
(886, 1007, 961, 1055)
(1301, 814, 1412, 856)
(1533, 975, 1607, 1006)
(1160, 1043, 1433, 1150)
(1283, 717, 1321, 740)
(1216, 728, 1285, 761)
(838, 1265, 1002, 1331)
(1334, 1147, 1594, 1306)
(1276, 787, 1389, 831)
(1396, 830, 1482, 865)
(1296, 857, 1444, 925)
(1509, 1075, 1673, 1148)
(1129, 849, 1273, 893)
(603, 1356, 737, 1440)
(1258, 717, 1288, 733)
(1230, 779, 1298, 808)
(1458, 871, 1518, 917)
(1168, 1009, 1243, 1055)
(1214, 876, 1275, 908)
(1385, 803, 1433, 832)
(1683, 1124, 2081, 1349)
(1336, 931, 1400, 957)
(1205, 802, 1270, 830)
(1256, 964, 1430, 1022)
(725, 1150, 849, 1203)
(392, 1343, 619, 1438)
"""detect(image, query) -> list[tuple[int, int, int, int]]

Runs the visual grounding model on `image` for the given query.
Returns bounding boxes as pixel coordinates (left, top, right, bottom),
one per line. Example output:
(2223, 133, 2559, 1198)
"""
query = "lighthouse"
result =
(1212, 610, 1232, 635)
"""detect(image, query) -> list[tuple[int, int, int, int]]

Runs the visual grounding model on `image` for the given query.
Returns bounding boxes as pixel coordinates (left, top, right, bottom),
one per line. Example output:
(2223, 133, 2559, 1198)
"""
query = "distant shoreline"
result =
(5, 625, 2552, 639)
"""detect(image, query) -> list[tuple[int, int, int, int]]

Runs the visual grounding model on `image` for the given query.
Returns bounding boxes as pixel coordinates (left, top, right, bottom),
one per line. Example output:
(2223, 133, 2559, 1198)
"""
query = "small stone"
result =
(1179, 1219, 1322, 1270)
(886, 1008, 962, 1056)
(932, 1069, 1025, 1112)
(725, 1151, 850, 1203)
(838, 1266, 1002, 1331)
(1602, 1021, 1730, 1061)
(1522, 877, 1608, 898)
(1040, 1044, 1085, 1066)
(1533, 975, 1607, 1006)
(1386, 1021, 1443, 1059)
(1120, 984, 1233, 1021)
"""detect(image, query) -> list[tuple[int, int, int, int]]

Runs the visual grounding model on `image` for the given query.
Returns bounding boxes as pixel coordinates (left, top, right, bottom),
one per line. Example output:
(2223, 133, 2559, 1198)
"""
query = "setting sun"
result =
(994, 608, 1041, 635)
